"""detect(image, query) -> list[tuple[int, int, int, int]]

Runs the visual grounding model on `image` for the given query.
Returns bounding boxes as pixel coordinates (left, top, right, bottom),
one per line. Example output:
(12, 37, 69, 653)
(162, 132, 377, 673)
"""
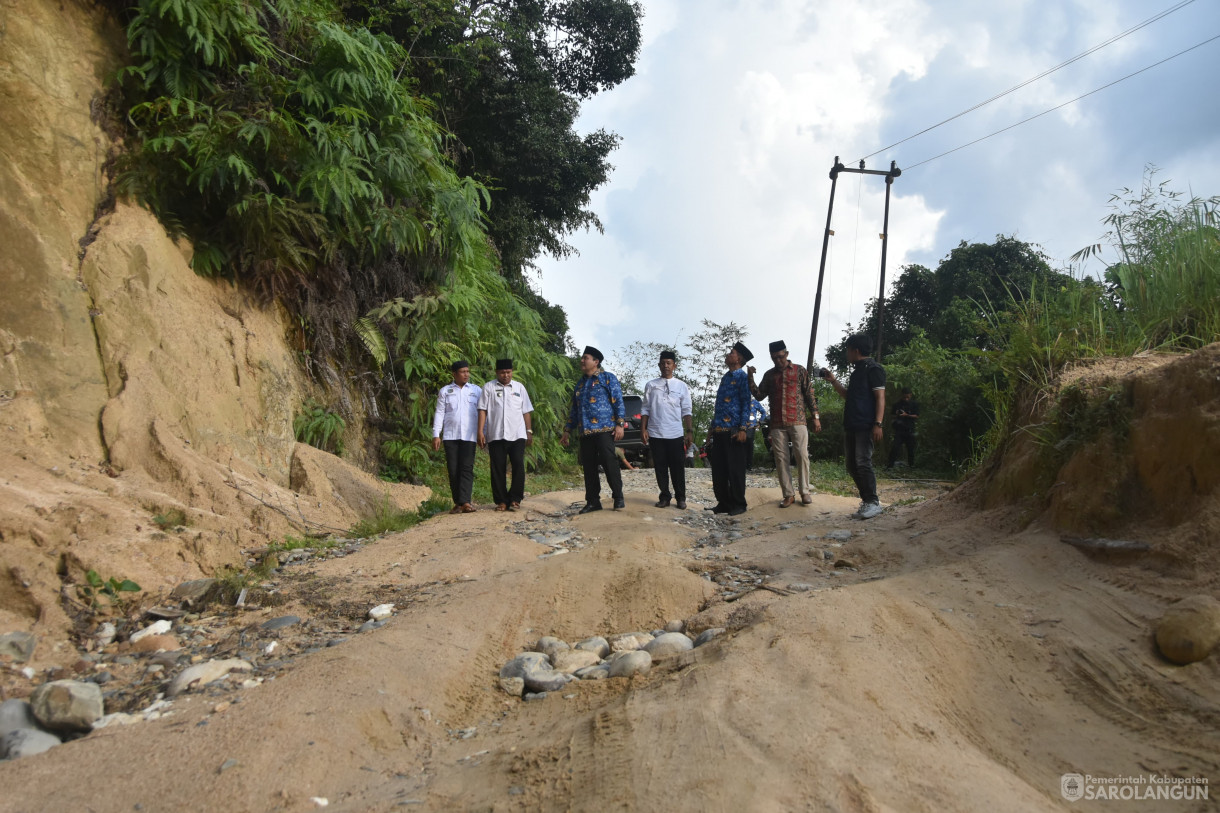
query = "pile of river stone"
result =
(499, 623, 725, 700)
(0, 682, 106, 760)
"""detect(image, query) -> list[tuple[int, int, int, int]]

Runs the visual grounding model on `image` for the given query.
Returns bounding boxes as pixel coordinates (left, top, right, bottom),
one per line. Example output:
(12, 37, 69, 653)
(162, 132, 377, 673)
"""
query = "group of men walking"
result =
(431, 358, 533, 513)
(432, 333, 902, 520)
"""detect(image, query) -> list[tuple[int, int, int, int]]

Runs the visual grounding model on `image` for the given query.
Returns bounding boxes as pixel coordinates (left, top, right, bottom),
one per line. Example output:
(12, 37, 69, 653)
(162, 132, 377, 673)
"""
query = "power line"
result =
(856, 0, 1200, 163)
(903, 32, 1220, 171)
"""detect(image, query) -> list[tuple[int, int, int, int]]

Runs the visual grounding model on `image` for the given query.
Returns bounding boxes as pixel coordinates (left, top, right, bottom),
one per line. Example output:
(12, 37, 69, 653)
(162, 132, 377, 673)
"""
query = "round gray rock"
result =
(0, 728, 61, 760)
(664, 620, 686, 633)
(29, 680, 104, 732)
(574, 636, 610, 658)
(608, 631, 653, 652)
(551, 649, 601, 674)
(534, 636, 570, 659)
(644, 632, 694, 660)
(1156, 595, 1220, 665)
(607, 650, 651, 678)
(693, 628, 726, 647)
(0, 699, 38, 737)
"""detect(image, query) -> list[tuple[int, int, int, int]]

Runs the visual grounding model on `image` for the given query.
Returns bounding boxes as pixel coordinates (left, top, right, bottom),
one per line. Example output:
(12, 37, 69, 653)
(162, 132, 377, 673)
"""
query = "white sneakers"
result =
(857, 501, 883, 520)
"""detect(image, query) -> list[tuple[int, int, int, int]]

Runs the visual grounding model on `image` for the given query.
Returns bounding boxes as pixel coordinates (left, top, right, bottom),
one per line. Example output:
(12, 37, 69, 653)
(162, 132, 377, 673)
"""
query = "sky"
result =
(533, 0, 1220, 378)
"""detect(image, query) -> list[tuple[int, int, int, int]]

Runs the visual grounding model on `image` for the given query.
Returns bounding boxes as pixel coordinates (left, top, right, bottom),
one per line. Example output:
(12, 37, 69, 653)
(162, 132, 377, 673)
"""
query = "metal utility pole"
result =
(806, 158, 901, 373)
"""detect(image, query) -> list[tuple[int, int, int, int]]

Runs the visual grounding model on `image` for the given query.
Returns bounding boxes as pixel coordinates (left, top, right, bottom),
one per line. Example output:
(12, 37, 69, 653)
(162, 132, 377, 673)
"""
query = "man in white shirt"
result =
(477, 358, 534, 512)
(640, 350, 694, 509)
(432, 359, 481, 514)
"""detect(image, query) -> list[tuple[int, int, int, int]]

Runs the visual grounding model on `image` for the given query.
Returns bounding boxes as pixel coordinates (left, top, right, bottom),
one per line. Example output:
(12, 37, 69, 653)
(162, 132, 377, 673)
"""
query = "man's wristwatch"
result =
(874, 421, 883, 426)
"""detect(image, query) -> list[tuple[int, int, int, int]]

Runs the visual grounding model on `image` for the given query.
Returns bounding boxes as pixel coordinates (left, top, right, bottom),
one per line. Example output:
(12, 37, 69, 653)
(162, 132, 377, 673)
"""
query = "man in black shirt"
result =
(888, 388, 919, 468)
(823, 334, 886, 519)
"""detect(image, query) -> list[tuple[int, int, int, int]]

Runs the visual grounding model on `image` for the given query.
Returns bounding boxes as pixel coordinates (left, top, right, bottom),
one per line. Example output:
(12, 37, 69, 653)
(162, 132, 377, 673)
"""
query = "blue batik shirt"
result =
(566, 370, 626, 435)
(711, 368, 752, 433)
(748, 398, 768, 429)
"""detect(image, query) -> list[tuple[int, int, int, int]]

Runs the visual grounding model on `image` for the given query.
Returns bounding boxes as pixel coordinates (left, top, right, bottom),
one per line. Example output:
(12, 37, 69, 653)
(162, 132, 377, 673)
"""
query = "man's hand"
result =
(811, 418, 822, 434)
(560, 431, 569, 447)
(525, 433, 534, 448)
(641, 428, 649, 445)
(746, 365, 756, 376)
(614, 425, 624, 442)
(477, 431, 487, 449)
(872, 425, 884, 443)
(735, 429, 747, 444)
(432, 438, 441, 452)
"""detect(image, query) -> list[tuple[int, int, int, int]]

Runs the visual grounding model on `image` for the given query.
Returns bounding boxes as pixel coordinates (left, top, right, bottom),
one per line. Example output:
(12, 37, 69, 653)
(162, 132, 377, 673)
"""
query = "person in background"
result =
(560, 346, 627, 514)
(705, 341, 754, 516)
(640, 350, 694, 509)
(432, 359, 481, 514)
(888, 388, 919, 469)
(748, 339, 821, 507)
(822, 334, 886, 519)
(477, 358, 534, 512)
(745, 396, 767, 471)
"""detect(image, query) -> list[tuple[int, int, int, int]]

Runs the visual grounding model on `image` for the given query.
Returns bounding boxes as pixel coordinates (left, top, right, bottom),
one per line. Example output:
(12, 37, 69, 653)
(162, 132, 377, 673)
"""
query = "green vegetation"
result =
(79, 570, 142, 612)
(151, 507, 188, 530)
(827, 170, 1218, 477)
(105, 0, 638, 487)
(294, 399, 347, 455)
(349, 493, 452, 538)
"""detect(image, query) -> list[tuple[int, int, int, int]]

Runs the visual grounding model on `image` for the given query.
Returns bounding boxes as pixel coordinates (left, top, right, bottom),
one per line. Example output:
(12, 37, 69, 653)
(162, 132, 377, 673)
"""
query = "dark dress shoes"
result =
(727, 506, 747, 516)
(578, 503, 602, 514)
(655, 498, 671, 508)
(613, 497, 625, 510)
(675, 500, 687, 510)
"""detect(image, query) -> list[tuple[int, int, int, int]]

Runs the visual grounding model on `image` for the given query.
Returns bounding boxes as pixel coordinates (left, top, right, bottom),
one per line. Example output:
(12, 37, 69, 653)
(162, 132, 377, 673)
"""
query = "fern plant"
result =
(294, 399, 346, 455)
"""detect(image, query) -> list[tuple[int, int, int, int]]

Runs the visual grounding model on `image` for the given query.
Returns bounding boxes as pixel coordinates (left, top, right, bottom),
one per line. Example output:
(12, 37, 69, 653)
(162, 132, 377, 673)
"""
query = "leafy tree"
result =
(339, 0, 643, 280)
(827, 236, 1070, 367)
(609, 340, 681, 395)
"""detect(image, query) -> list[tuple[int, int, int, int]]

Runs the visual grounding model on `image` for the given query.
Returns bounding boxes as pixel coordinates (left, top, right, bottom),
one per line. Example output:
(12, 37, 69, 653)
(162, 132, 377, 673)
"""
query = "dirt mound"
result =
(957, 344, 1220, 588)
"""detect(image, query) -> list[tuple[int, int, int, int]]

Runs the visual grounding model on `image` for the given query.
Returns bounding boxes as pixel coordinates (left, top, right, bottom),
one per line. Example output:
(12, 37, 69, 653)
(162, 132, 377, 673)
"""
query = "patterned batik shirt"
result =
(566, 370, 626, 435)
(711, 368, 751, 433)
(752, 362, 818, 428)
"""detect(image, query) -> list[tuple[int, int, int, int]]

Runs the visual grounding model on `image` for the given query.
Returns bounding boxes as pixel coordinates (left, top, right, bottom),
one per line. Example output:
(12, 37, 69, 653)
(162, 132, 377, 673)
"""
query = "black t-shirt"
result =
(892, 399, 919, 432)
(844, 359, 886, 430)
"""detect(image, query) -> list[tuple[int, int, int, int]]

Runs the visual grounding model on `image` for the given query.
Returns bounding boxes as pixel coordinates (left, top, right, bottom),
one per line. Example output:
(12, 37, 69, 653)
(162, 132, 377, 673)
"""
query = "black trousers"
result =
(844, 429, 878, 504)
(650, 436, 686, 501)
(888, 429, 916, 467)
(443, 439, 476, 505)
(579, 432, 623, 506)
(708, 432, 747, 511)
(487, 438, 526, 506)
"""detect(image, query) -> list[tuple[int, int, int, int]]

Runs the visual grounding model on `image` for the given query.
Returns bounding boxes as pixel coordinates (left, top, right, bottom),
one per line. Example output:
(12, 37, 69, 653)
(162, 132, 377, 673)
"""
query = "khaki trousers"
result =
(770, 424, 810, 499)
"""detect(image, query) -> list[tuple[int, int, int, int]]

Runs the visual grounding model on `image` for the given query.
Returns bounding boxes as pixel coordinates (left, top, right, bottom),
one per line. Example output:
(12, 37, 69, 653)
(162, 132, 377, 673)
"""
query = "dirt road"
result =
(1, 470, 1216, 812)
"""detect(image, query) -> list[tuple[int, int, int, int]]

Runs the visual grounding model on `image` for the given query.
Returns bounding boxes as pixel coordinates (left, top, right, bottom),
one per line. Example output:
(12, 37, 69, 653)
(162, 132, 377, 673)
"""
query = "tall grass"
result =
(978, 175, 1219, 462)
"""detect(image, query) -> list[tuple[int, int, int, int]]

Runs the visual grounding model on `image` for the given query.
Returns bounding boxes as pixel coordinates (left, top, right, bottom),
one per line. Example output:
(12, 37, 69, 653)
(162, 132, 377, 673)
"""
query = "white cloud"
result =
(537, 0, 1220, 366)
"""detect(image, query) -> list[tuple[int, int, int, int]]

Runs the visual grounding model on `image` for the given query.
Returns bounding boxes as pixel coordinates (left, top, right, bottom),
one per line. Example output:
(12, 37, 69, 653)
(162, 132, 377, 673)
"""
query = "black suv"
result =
(615, 394, 650, 467)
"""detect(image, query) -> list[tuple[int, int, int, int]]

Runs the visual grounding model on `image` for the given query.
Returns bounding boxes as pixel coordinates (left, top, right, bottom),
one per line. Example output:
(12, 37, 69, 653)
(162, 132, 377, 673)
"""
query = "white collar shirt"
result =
(432, 381, 481, 442)
(478, 379, 533, 442)
(641, 376, 692, 439)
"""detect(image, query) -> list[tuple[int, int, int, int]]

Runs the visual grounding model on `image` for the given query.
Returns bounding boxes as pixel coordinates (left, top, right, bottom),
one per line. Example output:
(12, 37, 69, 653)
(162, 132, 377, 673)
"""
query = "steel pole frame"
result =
(806, 159, 900, 370)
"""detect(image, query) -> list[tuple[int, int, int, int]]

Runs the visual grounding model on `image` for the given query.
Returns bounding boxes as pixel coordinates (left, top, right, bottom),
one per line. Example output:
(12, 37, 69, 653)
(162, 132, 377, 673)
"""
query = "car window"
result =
(623, 395, 642, 419)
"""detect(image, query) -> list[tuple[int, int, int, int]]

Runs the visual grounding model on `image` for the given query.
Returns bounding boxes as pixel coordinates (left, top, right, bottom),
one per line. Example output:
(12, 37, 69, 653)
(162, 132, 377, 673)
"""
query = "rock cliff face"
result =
(0, 0, 426, 654)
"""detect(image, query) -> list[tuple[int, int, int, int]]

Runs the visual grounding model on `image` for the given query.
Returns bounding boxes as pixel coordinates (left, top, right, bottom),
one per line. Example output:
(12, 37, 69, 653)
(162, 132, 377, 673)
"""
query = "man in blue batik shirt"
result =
(705, 341, 754, 516)
(560, 346, 627, 514)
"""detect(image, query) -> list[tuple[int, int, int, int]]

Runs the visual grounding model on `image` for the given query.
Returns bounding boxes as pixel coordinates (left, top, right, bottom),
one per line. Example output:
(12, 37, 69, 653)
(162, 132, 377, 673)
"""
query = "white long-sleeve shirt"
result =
(432, 381, 481, 442)
(641, 376, 692, 439)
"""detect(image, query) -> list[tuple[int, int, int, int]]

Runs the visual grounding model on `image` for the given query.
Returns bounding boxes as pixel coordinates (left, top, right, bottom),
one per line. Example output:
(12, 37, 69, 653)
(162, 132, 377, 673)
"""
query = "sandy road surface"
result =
(2, 470, 1216, 812)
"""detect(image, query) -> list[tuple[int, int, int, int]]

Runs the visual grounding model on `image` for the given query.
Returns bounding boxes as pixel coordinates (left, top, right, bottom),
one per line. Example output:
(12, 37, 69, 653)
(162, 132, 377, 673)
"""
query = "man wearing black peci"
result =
(641, 350, 694, 509)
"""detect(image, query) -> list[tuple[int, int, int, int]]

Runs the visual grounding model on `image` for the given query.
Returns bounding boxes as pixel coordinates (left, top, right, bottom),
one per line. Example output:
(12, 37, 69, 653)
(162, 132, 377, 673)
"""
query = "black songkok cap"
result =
(659, 350, 676, 361)
(495, 358, 513, 371)
(450, 359, 470, 372)
(732, 341, 754, 363)
(768, 340, 786, 354)
(583, 346, 604, 362)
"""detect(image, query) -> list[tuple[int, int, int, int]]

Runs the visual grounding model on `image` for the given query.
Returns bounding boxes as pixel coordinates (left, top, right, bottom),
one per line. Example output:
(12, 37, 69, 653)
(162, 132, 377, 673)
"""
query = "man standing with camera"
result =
(748, 340, 821, 508)
(823, 334, 886, 519)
